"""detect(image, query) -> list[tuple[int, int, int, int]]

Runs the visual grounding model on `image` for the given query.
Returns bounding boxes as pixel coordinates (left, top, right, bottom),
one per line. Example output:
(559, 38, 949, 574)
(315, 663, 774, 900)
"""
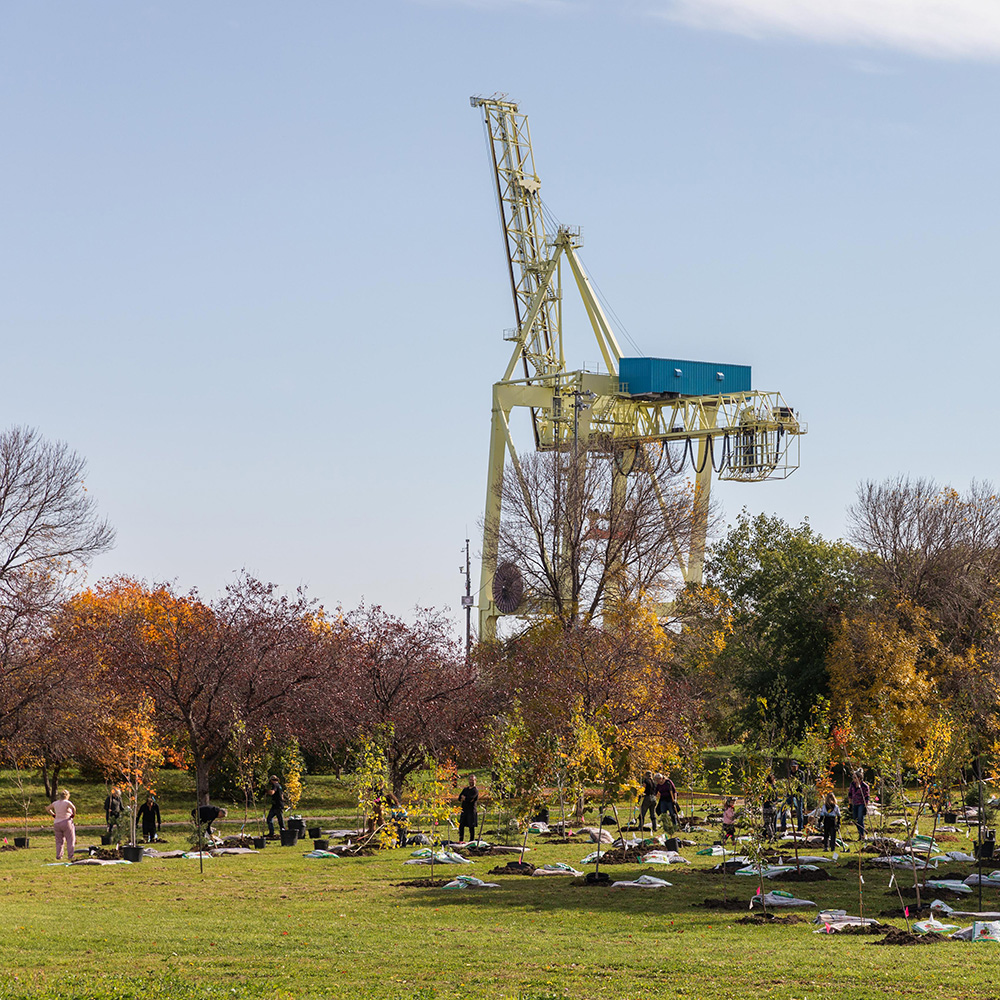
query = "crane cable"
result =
(659, 434, 735, 475)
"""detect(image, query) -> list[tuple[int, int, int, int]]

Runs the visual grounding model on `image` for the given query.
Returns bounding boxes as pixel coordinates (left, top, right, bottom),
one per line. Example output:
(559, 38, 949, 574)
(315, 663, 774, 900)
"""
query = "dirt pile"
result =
(872, 928, 946, 946)
(488, 861, 536, 875)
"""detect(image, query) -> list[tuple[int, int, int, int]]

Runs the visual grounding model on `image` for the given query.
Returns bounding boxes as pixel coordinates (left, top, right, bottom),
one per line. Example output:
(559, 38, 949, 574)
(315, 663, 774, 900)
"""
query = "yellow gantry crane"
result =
(472, 95, 805, 641)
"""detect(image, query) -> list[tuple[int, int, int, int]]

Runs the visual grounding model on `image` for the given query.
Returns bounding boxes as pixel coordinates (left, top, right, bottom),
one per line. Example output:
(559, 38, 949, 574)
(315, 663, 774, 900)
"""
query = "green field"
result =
(0, 775, 995, 1000)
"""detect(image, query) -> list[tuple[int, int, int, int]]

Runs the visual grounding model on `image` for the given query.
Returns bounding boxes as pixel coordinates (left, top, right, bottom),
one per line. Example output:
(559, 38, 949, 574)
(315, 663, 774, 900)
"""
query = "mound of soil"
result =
(934, 871, 972, 881)
(221, 836, 256, 849)
(395, 877, 451, 888)
(590, 847, 646, 865)
(576, 873, 612, 887)
(701, 898, 750, 911)
(488, 861, 536, 876)
(770, 868, 833, 883)
(872, 928, 946, 946)
(90, 847, 121, 860)
(0, 844, 18, 852)
(699, 861, 746, 875)
(737, 914, 803, 925)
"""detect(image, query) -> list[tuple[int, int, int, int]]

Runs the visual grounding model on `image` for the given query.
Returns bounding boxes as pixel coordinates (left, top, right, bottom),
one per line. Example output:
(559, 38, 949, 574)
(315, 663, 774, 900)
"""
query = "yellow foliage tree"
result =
(826, 601, 938, 761)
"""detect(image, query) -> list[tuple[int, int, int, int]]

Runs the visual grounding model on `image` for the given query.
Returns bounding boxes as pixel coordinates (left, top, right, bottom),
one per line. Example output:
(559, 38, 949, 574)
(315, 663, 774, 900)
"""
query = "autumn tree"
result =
(826, 601, 941, 759)
(91, 693, 161, 846)
(65, 575, 325, 804)
(849, 476, 1000, 741)
(480, 594, 704, 809)
(15, 657, 103, 800)
(305, 604, 481, 797)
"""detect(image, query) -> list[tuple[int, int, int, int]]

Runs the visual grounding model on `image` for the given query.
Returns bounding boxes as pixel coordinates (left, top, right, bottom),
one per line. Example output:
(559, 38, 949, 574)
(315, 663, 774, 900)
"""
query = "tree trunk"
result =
(193, 754, 211, 805)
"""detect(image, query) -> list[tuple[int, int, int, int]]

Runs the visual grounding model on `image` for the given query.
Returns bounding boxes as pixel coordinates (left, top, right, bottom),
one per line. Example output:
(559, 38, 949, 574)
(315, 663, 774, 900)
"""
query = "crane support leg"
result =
(479, 388, 510, 642)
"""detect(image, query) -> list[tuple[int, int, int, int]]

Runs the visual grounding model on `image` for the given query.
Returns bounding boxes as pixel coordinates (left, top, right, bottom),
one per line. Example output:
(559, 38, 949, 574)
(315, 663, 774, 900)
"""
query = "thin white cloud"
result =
(655, 0, 1000, 59)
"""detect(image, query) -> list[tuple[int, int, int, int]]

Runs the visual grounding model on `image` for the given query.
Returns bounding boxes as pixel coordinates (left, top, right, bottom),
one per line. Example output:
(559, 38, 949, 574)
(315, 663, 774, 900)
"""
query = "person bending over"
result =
(193, 804, 228, 838)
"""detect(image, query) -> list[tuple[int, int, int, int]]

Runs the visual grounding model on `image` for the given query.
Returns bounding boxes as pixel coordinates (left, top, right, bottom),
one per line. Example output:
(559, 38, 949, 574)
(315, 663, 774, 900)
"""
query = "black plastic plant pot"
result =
(308, 827, 321, 839)
(121, 845, 144, 863)
(101, 835, 113, 846)
(253, 837, 266, 849)
(288, 818, 306, 834)
(945, 812, 958, 824)
(665, 837, 680, 852)
(13, 837, 28, 849)
(585, 871, 609, 885)
(313, 839, 329, 851)
(280, 830, 299, 847)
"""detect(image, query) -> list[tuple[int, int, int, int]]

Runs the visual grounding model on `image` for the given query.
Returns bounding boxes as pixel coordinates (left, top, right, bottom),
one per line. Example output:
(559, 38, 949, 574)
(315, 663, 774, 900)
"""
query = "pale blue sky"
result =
(2, 1, 997, 624)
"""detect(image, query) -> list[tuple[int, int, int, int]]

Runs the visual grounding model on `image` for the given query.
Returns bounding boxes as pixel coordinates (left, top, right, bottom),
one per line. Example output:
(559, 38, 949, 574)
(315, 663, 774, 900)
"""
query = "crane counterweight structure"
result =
(471, 95, 806, 641)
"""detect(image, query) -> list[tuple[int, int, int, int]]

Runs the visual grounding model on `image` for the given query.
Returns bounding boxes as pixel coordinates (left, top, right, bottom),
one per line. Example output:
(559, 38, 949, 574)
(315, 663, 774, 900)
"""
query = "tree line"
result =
(1, 423, 997, 820)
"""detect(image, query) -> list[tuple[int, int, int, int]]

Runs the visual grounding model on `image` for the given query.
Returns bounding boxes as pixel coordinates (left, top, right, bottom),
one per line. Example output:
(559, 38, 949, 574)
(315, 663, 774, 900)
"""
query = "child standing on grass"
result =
(721, 797, 737, 846)
(818, 792, 841, 851)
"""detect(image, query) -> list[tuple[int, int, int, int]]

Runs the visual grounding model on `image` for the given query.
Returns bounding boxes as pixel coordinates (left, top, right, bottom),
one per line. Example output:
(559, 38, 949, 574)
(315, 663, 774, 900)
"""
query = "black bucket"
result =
(253, 837, 266, 849)
(280, 829, 299, 847)
(313, 839, 329, 851)
(121, 845, 144, 863)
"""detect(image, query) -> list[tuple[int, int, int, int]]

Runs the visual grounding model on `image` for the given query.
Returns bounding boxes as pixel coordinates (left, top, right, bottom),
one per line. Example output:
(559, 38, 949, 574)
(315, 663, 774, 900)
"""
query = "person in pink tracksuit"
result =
(46, 790, 76, 860)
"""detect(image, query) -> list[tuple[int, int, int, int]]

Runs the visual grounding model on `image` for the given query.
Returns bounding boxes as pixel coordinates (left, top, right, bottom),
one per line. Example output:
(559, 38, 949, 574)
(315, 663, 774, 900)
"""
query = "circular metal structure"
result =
(492, 561, 524, 614)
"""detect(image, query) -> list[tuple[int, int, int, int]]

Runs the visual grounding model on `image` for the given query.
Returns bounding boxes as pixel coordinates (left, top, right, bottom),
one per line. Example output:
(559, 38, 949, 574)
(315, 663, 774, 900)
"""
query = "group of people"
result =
(637, 771, 679, 831)
(40, 773, 294, 860)
(722, 765, 872, 850)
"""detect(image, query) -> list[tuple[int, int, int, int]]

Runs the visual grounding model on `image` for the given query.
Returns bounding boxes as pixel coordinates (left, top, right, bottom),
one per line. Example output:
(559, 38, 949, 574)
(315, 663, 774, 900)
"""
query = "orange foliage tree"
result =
(63, 575, 326, 804)
(91, 693, 160, 845)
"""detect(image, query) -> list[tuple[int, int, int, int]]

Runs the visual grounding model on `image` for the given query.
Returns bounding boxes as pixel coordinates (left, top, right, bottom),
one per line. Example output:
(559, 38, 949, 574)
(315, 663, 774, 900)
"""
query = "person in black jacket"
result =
(265, 775, 285, 837)
(457, 775, 479, 842)
(192, 804, 228, 837)
(104, 788, 123, 837)
(137, 794, 161, 842)
(638, 771, 658, 832)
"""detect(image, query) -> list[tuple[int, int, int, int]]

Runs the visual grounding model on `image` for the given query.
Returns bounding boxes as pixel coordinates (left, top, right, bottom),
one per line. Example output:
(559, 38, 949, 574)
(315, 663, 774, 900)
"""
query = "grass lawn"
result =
(0, 776, 996, 999)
